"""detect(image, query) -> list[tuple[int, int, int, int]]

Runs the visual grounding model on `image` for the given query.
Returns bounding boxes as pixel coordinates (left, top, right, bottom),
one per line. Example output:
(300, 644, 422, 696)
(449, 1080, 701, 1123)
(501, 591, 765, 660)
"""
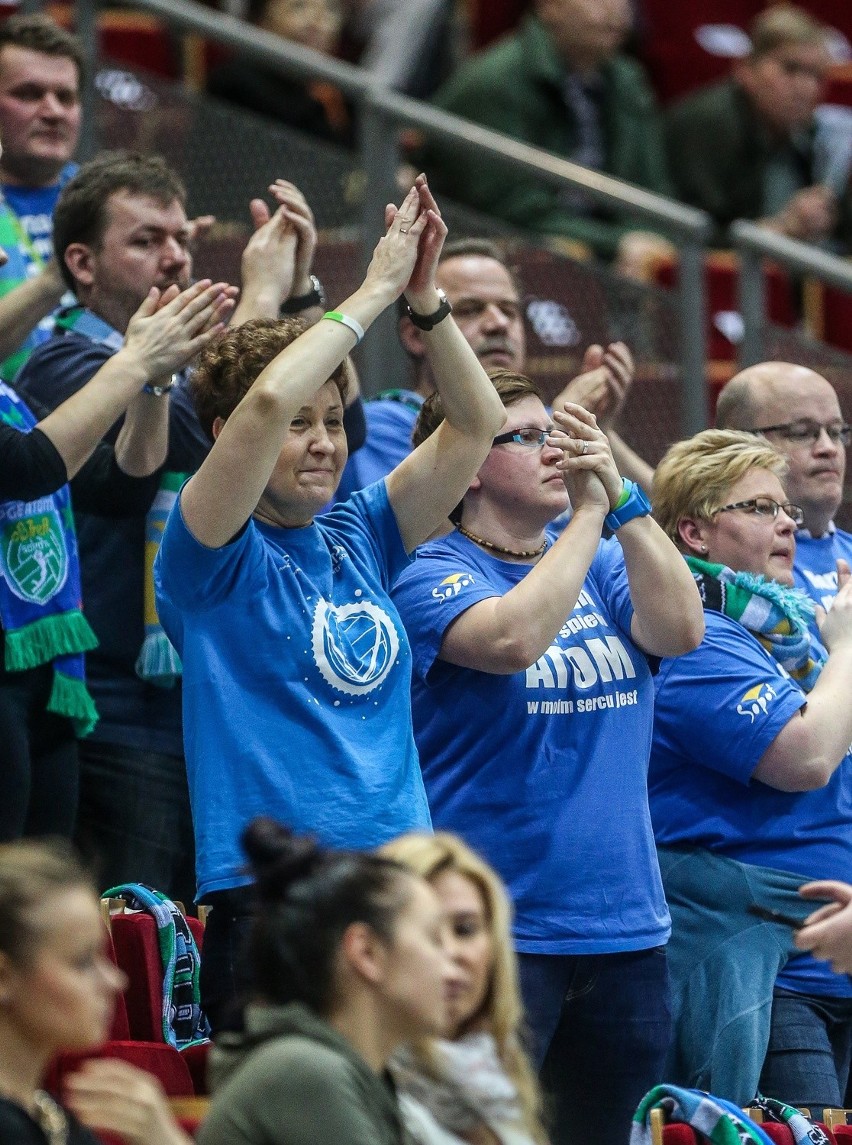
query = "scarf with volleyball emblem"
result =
(0, 382, 98, 735)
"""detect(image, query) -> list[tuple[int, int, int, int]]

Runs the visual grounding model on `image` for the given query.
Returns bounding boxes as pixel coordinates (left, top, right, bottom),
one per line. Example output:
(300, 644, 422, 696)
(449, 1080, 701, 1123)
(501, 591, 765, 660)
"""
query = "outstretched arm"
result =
(753, 561, 852, 792)
(0, 257, 66, 363)
(181, 181, 447, 548)
(384, 176, 506, 551)
(38, 280, 234, 478)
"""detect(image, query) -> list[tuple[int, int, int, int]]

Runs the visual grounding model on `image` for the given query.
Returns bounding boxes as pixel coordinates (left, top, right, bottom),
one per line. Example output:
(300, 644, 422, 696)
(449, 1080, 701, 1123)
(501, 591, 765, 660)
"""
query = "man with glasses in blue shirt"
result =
(715, 361, 852, 620)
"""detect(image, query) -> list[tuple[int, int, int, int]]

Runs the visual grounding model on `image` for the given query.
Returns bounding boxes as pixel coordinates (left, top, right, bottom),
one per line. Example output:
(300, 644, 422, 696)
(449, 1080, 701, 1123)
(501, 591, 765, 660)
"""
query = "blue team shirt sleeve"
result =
(155, 492, 267, 622)
(653, 612, 807, 784)
(392, 546, 504, 681)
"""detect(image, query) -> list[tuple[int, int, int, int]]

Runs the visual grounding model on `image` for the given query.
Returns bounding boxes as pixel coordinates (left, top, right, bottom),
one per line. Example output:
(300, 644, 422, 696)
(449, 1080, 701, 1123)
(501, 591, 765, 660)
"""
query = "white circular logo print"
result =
(1, 511, 68, 604)
(311, 597, 400, 696)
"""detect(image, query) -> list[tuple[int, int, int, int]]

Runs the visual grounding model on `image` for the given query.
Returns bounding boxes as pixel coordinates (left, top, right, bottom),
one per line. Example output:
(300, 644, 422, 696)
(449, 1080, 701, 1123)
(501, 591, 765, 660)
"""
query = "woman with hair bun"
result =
(381, 831, 548, 1145)
(198, 816, 459, 1145)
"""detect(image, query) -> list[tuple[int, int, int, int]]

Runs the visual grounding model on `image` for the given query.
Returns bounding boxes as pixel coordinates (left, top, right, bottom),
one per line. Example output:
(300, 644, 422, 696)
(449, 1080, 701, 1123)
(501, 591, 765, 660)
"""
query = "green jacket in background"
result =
(199, 1002, 411, 1145)
(423, 15, 673, 259)
(664, 77, 852, 250)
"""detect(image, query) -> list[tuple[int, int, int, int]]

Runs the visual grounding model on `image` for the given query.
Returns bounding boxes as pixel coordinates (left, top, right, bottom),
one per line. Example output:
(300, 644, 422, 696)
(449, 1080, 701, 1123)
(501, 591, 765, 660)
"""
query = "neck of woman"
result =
(0, 1026, 48, 1115)
(458, 507, 548, 563)
(328, 996, 398, 1074)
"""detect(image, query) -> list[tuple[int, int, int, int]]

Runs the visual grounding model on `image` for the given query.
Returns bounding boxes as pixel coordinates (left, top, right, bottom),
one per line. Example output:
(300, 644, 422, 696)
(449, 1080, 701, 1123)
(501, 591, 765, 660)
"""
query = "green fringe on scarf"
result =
(49, 670, 99, 738)
(4, 609, 97, 672)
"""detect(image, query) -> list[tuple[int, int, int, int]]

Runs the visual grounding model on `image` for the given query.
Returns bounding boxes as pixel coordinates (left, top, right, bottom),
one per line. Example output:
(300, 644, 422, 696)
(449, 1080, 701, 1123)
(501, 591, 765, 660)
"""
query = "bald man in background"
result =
(715, 362, 852, 615)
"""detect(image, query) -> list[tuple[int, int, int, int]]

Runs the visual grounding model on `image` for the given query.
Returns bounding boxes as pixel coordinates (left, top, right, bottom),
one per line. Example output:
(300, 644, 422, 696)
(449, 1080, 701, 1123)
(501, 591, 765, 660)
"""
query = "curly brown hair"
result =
(191, 317, 349, 436)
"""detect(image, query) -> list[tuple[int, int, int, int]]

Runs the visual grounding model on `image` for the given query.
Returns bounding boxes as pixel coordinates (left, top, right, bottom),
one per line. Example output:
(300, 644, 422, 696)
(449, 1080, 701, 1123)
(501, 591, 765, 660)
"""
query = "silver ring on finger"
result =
(580, 440, 588, 456)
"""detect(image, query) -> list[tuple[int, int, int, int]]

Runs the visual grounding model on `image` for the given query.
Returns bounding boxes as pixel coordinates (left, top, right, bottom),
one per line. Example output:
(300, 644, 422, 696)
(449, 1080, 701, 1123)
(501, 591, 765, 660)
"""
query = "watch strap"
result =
(406, 289, 452, 331)
(281, 274, 326, 315)
(604, 479, 652, 531)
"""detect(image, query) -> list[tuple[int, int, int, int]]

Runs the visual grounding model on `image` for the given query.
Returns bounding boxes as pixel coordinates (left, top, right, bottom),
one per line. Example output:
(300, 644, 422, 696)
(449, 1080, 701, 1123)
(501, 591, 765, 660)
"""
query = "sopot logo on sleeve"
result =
(432, 572, 475, 602)
(1, 511, 68, 604)
(736, 682, 778, 722)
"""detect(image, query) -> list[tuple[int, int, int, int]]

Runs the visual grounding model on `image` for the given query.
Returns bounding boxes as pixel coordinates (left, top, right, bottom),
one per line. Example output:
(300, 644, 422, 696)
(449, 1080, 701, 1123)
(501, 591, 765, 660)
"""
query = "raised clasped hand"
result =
(367, 174, 448, 307)
(550, 402, 622, 513)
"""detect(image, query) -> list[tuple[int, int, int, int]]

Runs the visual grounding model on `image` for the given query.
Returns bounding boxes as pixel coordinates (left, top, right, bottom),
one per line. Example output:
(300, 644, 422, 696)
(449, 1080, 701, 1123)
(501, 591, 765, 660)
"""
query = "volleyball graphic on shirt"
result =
(311, 596, 400, 696)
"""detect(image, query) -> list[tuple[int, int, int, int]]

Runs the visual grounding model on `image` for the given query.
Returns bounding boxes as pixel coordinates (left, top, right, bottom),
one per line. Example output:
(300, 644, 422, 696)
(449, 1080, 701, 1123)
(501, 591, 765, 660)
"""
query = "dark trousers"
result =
(0, 664, 78, 840)
(74, 740, 196, 906)
(519, 947, 672, 1145)
(759, 986, 852, 1114)
(199, 887, 254, 1034)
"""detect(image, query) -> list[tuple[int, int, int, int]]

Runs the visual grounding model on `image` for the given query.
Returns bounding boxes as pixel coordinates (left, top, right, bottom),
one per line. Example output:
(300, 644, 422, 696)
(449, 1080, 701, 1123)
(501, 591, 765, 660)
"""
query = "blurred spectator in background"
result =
(207, 0, 354, 145)
(664, 5, 852, 250)
(340, 236, 651, 499)
(0, 14, 81, 380)
(341, 0, 456, 98)
(422, 0, 675, 278)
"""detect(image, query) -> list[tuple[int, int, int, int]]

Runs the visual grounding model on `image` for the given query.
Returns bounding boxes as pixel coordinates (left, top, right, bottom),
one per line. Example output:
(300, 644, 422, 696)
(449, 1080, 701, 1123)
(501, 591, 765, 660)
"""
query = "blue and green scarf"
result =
(55, 305, 185, 687)
(686, 556, 825, 692)
(0, 381, 98, 735)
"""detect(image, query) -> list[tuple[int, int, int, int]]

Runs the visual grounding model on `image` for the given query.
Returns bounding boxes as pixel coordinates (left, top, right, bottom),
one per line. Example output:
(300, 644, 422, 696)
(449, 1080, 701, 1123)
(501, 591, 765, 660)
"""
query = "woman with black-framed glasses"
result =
(649, 427, 852, 1114)
(391, 370, 704, 1145)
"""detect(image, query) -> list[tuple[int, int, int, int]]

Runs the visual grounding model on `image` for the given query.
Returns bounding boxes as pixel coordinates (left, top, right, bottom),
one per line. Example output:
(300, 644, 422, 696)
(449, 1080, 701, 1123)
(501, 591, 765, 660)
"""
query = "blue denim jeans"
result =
(518, 948, 672, 1145)
(74, 740, 196, 906)
(759, 987, 852, 1114)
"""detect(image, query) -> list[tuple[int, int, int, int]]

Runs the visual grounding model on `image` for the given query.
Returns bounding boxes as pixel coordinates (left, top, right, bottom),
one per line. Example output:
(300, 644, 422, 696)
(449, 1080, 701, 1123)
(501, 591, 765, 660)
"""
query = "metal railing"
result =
(77, 0, 713, 429)
(731, 220, 852, 367)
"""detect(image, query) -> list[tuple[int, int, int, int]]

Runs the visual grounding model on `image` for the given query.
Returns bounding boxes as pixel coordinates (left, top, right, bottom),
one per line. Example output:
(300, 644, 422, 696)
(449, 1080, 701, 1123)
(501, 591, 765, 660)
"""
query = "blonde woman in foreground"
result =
(382, 831, 548, 1145)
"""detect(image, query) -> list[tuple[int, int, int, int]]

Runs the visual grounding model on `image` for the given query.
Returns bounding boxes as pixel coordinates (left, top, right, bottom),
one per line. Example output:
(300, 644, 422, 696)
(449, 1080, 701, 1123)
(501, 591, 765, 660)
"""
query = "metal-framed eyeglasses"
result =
(712, 497, 805, 526)
(749, 421, 851, 447)
(492, 426, 552, 448)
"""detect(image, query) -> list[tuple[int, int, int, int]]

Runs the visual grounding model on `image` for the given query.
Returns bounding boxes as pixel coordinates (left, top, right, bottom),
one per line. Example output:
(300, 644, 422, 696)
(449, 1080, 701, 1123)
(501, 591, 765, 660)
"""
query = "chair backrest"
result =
(109, 912, 164, 1042)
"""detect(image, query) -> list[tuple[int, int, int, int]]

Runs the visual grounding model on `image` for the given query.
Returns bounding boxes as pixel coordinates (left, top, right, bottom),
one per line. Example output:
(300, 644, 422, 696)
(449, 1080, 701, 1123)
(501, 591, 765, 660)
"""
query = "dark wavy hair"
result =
(242, 818, 415, 1014)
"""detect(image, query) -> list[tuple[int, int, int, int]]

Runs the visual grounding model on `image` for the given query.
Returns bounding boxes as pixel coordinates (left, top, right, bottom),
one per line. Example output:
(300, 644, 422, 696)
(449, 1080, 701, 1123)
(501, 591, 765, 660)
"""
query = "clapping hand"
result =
(549, 402, 622, 513)
(124, 279, 237, 381)
(556, 342, 634, 426)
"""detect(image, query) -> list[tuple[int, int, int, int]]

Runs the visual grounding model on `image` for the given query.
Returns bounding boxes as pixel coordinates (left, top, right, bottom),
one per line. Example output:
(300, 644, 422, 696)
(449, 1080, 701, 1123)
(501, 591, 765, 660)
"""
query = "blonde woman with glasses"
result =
(649, 427, 852, 1114)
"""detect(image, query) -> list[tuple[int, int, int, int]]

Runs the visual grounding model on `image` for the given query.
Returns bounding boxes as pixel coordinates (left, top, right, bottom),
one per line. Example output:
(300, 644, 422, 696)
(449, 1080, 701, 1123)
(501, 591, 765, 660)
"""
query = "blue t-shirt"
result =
(337, 391, 422, 501)
(649, 609, 852, 996)
(794, 526, 852, 639)
(155, 480, 431, 898)
(0, 167, 77, 377)
(392, 532, 669, 955)
(16, 325, 212, 754)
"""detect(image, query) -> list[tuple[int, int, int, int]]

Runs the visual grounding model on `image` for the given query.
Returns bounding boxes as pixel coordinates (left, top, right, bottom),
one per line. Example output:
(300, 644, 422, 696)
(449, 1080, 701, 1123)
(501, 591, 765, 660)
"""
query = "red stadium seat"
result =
(45, 1039, 195, 1100)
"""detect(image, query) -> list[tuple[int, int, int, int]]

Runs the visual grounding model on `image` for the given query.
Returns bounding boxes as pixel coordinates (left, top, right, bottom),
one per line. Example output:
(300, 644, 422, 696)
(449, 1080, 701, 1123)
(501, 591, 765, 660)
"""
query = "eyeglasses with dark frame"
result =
(712, 497, 805, 526)
(492, 426, 552, 448)
(749, 421, 851, 447)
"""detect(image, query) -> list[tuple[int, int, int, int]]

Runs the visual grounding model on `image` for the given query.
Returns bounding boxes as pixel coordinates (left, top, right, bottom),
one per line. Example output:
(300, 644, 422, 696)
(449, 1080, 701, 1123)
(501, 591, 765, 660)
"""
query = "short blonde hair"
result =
(652, 428, 787, 547)
(380, 832, 547, 1144)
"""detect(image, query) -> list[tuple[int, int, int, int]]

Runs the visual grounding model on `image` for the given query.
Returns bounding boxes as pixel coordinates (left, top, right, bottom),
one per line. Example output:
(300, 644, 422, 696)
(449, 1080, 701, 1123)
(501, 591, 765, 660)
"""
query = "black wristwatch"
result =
(406, 288, 452, 331)
(280, 274, 326, 314)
